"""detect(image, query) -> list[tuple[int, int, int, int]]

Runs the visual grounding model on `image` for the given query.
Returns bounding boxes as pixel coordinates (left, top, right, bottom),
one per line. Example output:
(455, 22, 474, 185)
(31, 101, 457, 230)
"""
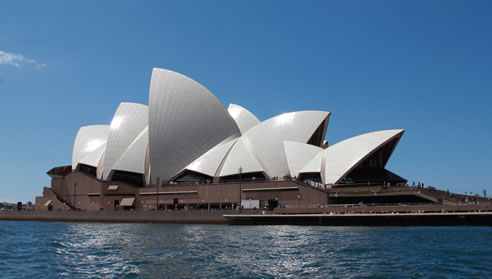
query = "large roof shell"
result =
(243, 111, 330, 178)
(102, 103, 148, 180)
(148, 68, 240, 182)
(227, 104, 260, 134)
(72, 125, 110, 170)
(321, 129, 404, 185)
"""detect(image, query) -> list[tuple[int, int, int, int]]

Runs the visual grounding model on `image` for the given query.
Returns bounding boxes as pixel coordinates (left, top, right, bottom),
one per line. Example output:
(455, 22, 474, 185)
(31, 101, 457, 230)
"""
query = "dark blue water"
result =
(0, 221, 491, 278)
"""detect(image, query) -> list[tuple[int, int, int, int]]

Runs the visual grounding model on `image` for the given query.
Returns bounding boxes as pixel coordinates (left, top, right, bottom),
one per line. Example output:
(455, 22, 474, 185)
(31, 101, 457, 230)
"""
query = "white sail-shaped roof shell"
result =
(227, 104, 260, 134)
(219, 137, 264, 176)
(78, 144, 107, 170)
(243, 111, 330, 178)
(183, 139, 237, 177)
(111, 126, 149, 176)
(321, 129, 404, 185)
(284, 141, 324, 178)
(149, 68, 240, 182)
(299, 151, 324, 174)
(68, 68, 407, 188)
(72, 125, 110, 170)
(102, 103, 148, 180)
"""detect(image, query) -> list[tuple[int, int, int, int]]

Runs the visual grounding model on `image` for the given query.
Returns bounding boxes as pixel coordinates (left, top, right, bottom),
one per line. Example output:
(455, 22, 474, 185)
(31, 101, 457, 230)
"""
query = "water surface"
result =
(0, 221, 491, 278)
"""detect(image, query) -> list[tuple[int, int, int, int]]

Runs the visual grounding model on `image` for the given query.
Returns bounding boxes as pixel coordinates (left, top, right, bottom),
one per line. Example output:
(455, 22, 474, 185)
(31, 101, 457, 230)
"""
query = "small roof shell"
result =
(72, 125, 110, 170)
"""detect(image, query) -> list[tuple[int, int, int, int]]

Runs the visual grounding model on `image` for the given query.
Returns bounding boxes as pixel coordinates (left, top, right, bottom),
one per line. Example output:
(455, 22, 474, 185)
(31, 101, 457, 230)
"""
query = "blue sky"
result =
(1, 0, 491, 202)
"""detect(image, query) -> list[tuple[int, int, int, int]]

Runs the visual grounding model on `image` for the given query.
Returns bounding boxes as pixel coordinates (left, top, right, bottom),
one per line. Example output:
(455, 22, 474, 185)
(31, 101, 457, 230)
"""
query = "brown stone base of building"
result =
(35, 168, 492, 214)
(0, 210, 234, 224)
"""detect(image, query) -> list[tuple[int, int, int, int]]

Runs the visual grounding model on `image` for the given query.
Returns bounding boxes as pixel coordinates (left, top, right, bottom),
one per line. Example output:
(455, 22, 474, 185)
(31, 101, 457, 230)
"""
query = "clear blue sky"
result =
(1, 0, 491, 202)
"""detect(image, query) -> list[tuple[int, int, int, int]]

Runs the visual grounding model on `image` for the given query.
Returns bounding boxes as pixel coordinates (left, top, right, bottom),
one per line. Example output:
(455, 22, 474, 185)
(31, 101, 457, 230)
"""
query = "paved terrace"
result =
(274, 203, 492, 215)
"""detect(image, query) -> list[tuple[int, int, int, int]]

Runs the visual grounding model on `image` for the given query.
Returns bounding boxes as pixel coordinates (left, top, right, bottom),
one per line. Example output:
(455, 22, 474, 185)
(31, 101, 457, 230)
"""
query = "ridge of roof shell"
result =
(299, 150, 324, 175)
(218, 137, 265, 177)
(182, 138, 238, 178)
(111, 126, 149, 176)
(148, 68, 241, 183)
(227, 104, 260, 134)
(284, 141, 324, 178)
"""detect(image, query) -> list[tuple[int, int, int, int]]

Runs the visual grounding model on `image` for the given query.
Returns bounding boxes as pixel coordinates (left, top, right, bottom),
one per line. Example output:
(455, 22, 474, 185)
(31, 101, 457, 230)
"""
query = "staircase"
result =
(46, 187, 75, 210)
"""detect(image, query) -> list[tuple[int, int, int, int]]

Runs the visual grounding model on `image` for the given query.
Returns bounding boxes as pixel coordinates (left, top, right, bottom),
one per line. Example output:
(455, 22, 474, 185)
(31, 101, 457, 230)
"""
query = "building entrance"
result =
(267, 199, 278, 209)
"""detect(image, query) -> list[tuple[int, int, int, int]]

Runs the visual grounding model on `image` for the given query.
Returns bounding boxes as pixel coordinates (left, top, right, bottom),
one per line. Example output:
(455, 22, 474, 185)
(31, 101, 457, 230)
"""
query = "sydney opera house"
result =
(36, 68, 412, 212)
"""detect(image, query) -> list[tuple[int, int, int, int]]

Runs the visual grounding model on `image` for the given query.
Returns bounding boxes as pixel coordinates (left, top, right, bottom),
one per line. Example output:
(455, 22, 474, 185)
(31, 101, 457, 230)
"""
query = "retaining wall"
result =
(0, 210, 237, 224)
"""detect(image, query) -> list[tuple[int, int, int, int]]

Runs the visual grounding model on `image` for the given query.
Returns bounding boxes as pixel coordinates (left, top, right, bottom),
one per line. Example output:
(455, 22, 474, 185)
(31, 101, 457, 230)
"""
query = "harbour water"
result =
(0, 221, 491, 278)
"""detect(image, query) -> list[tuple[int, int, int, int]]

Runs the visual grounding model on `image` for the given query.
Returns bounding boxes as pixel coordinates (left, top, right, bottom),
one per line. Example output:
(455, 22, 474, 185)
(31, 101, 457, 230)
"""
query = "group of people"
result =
(412, 181, 426, 189)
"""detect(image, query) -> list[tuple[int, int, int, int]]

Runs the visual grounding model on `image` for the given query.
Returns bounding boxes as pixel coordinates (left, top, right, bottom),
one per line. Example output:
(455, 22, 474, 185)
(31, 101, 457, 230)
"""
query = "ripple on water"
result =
(0, 221, 491, 278)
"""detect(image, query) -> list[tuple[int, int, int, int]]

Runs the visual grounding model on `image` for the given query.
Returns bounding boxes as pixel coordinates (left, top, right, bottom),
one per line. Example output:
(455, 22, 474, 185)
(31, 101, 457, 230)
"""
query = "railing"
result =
(149, 177, 299, 188)
(278, 201, 443, 209)
(152, 177, 335, 190)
